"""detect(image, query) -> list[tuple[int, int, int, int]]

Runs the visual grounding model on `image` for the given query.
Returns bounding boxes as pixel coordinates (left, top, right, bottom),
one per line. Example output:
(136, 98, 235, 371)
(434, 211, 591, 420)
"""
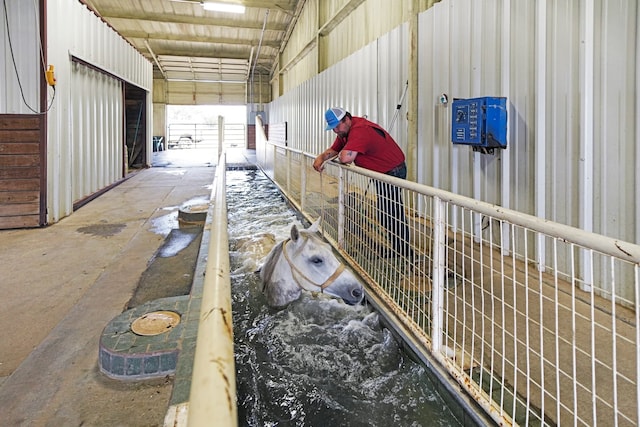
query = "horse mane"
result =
(260, 239, 284, 291)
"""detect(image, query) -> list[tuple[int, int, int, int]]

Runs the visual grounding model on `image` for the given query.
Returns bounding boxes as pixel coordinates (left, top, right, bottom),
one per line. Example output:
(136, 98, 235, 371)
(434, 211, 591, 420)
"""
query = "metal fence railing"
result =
(165, 123, 246, 150)
(256, 135, 640, 427)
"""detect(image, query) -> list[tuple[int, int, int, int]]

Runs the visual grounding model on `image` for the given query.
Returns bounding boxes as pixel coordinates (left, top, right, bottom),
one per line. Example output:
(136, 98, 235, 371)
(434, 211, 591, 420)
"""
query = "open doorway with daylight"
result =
(125, 84, 147, 170)
(165, 105, 247, 151)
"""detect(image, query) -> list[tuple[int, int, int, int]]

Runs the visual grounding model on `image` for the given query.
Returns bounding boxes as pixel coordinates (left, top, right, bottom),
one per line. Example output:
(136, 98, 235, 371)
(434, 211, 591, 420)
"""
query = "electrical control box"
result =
(451, 97, 507, 149)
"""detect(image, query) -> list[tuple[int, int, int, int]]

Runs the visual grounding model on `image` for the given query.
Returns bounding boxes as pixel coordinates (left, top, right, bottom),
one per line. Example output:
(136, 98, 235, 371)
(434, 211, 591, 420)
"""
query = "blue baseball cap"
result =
(325, 107, 347, 130)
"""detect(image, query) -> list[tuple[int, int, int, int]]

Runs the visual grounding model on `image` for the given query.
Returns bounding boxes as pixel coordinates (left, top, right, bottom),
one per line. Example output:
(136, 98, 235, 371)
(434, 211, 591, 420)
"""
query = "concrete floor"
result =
(0, 148, 250, 426)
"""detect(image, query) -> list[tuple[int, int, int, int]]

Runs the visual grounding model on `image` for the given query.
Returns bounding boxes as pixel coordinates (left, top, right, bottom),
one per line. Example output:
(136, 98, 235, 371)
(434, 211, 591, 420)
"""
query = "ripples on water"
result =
(227, 170, 462, 427)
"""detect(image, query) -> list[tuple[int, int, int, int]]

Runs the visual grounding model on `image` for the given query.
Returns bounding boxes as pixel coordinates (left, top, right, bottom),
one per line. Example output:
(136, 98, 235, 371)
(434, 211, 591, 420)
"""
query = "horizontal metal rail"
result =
(187, 152, 237, 427)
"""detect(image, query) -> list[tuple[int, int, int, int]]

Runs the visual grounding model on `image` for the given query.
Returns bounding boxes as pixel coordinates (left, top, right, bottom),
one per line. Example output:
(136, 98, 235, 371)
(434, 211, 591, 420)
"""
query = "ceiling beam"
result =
(98, 9, 288, 32)
(167, 0, 299, 13)
(144, 39, 167, 79)
(143, 45, 273, 63)
(122, 31, 280, 49)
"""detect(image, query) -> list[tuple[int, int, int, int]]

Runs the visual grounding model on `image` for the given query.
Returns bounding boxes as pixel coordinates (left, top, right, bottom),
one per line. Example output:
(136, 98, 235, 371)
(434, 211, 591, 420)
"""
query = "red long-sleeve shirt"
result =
(330, 116, 405, 173)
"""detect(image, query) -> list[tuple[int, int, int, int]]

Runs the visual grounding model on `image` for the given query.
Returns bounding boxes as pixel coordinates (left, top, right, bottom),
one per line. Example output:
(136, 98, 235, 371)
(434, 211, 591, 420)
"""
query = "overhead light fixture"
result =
(202, 2, 245, 14)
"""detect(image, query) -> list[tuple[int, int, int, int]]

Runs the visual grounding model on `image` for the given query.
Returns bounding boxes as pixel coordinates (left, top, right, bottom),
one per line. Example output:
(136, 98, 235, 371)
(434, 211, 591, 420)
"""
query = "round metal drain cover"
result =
(131, 311, 181, 336)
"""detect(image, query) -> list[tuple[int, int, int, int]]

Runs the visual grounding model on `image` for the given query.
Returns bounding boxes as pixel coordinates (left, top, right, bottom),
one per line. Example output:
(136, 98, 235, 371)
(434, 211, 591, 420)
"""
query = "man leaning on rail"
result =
(313, 107, 413, 259)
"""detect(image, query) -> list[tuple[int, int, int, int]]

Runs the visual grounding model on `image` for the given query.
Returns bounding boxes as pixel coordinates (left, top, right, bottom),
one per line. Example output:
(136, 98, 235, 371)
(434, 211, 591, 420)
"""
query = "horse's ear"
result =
(290, 223, 300, 242)
(308, 217, 321, 233)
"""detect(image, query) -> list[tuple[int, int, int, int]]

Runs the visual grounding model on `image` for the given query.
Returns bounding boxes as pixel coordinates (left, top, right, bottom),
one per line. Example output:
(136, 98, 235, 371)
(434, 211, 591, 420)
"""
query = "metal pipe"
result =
(387, 80, 408, 133)
(250, 9, 269, 110)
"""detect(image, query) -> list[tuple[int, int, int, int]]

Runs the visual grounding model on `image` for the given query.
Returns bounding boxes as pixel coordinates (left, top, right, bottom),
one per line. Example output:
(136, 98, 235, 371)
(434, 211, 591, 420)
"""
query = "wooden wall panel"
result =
(0, 115, 44, 229)
(246, 124, 268, 149)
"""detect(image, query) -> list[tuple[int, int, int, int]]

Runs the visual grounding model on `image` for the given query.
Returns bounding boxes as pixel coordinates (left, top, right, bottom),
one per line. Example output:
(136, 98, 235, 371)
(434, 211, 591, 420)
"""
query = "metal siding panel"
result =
(417, 6, 434, 188)
(546, 1, 580, 229)
(65, 0, 152, 92)
(449, 1, 474, 197)
(592, 0, 635, 241)
(71, 63, 124, 203)
(477, 0, 503, 206)
(269, 0, 639, 248)
(508, 0, 536, 217)
(270, 19, 409, 165)
(0, 1, 40, 113)
(377, 23, 408, 152)
(271, 0, 640, 258)
(45, 0, 146, 223)
(415, 0, 539, 212)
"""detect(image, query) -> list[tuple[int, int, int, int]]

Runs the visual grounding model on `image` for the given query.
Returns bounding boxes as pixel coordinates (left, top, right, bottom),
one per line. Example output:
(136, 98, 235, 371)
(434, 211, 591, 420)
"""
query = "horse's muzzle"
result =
(344, 286, 364, 305)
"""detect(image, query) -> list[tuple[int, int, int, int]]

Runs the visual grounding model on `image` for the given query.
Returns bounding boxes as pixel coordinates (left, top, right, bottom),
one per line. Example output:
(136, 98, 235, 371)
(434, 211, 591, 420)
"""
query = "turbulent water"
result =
(227, 170, 462, 427)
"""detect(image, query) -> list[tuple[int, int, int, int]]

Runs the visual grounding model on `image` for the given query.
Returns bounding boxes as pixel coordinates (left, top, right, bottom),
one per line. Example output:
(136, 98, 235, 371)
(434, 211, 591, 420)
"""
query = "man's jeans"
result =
(375, 162, 412, 257)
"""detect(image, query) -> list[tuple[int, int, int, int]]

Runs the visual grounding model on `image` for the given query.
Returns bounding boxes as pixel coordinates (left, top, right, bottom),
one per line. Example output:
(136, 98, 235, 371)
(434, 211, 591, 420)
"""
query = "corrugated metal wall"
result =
(276, 0, 426, 95)
(0, 2, 45, 228)
(270, 0, 640, 244)
(70, 62, 123, 202)
(271, 22, 409, 160)
(45, 0, 152, 223)
(0, 1, 40, 114)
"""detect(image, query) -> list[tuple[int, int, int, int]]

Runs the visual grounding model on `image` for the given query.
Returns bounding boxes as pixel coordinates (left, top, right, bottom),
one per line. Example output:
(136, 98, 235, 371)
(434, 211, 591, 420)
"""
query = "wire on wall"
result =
(2, 0, 55, 114)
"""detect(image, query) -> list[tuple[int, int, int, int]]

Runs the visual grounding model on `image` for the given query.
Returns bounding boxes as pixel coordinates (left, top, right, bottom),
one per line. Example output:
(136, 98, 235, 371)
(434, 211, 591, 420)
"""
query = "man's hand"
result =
(313, 149, 338, 172)
(312, 155, 325, 172)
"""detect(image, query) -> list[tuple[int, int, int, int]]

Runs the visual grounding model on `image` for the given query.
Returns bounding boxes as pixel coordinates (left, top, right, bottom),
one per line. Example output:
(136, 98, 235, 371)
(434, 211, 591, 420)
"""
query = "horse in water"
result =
(259, 218, 365, 308)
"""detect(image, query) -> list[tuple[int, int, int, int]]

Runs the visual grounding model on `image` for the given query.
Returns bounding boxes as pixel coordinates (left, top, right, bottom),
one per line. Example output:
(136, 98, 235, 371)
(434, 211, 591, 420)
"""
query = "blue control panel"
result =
(451, 97, 507, 149)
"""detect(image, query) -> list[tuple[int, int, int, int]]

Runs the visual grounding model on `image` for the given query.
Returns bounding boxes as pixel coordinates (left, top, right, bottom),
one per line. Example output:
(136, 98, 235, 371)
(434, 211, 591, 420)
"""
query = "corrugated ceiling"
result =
(81, 0, 304, 83)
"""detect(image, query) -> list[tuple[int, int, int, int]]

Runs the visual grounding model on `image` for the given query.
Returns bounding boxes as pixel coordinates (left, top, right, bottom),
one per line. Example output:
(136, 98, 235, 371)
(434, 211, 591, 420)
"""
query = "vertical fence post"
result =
(217, 115, 224, 159)
(286, 148, 291, 195)
(431, 196, 446, 354)
(301, 155, 307, 212)
(337, 167, 345, 248)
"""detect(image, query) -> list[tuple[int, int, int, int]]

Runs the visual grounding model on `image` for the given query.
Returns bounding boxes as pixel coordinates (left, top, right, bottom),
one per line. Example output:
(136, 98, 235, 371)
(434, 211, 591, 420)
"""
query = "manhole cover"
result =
(178, 203, 209, 224)
(131, 311, 181, 336)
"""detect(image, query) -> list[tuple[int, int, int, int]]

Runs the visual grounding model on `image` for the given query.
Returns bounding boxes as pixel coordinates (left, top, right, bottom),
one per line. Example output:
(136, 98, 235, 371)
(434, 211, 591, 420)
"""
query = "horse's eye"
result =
(310, 256, 323, 265)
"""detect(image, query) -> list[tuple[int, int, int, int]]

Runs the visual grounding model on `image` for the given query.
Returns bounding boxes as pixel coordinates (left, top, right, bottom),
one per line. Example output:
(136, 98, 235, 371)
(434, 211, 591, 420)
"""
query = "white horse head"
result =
(259, 218, 365, 308)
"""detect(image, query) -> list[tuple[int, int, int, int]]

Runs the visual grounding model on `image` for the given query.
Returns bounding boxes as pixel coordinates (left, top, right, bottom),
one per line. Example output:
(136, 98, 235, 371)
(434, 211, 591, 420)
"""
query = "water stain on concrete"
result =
(77, 223, 126, 237)
(126, 226, 203, 310)
(150, 196, 209, 237)
(151, 211, 179, 236)
(157, 228, 199, 258)
(128, 196, 209, 311)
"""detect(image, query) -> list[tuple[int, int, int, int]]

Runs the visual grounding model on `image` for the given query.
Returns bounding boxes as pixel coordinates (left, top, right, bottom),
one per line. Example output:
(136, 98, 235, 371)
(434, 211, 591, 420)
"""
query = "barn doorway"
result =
(125, 84, 147, 171)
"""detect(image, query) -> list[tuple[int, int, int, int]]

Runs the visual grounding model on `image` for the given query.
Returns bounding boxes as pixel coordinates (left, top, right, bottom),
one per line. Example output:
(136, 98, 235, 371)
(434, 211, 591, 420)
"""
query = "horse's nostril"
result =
(352, 288, 363, 299)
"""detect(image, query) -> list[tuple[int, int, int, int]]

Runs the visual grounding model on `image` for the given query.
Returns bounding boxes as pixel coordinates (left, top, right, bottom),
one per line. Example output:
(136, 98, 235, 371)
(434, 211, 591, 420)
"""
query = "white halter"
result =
(281, 238, 345, 292)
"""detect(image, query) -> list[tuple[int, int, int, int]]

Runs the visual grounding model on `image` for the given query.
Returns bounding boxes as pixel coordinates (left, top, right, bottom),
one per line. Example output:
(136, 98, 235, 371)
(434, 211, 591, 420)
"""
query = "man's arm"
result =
(338, 149, 358, 164)
(313, 148, 339, 172)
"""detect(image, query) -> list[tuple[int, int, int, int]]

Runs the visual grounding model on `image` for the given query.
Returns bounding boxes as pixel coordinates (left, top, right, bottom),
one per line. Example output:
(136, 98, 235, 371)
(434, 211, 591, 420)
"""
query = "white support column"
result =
(301, 155, 307, 212)
(471, 1, 483, 244)
(579, 0, 595, 290)
(431, 197, 446, 354)
(500, 0, 511, 257)
(535, 0, 547, 271)
(337, 167, 345, 247)
(217, 115, 224, 159)
(635, 2, 640, 245)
